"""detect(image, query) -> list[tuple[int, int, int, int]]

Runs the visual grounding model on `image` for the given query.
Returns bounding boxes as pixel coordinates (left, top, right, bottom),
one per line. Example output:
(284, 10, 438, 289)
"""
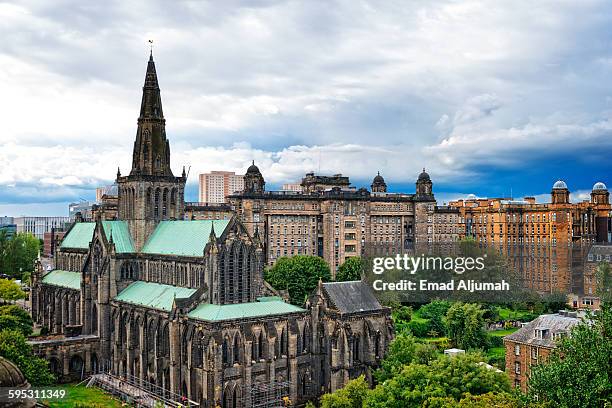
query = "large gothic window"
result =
(232, 335, 240, 364)
(222, 338, 229, 366)
(154, 188, 160, 219)
(162, 189, 168, 218)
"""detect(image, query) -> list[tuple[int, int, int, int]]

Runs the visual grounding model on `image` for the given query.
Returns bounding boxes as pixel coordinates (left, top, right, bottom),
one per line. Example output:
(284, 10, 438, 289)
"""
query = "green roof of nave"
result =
(101, 221, 135, 253)
(41, 270, 81, 290)
(142, 220, 231, 257)
(188, 299, 305, 322)
(114, 281, 197, 311)
(60, 222, 96, 249)
(60, 221, 134, 253)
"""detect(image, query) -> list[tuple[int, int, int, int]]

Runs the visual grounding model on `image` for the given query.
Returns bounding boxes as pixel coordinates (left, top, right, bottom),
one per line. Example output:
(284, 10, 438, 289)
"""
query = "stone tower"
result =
(551, 180, 570, 205)
(243, 161, 265, 194)
(117, 52, 186, 250)
(371, 171, 387, 193)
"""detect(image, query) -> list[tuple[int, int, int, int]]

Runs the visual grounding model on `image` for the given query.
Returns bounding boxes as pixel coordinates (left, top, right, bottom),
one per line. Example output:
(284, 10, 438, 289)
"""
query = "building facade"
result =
(229, 169, 436, 273)
(503, 311, 582, 391)
(199, 171, 245, 204)
(14, 217, 71, 240)
(28, 54, 392, 408)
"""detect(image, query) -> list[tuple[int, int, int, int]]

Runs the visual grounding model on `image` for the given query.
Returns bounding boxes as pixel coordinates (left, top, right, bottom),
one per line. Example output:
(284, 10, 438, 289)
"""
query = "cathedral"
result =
(28, 53, 393, 407)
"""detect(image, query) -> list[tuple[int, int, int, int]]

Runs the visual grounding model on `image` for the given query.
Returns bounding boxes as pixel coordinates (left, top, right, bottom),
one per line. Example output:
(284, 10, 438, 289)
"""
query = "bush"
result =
(406, 319, 431, 337)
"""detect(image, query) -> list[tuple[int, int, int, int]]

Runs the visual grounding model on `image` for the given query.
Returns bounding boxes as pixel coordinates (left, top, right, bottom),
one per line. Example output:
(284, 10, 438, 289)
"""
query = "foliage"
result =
(406, 317, 431, 337)
(0, 278, 26, 301)
(265, 255, 331, 305)
(393, 305, 412, 324)
(528, 304, 612, 407)
(0, 304, 33, 335)
(0, 232, 40, 279)
(444, 302, 488, 350)
(320, 375, 369, 408)
(541, 291, 569, 314)
(366, 352, 511, 408)
(427, 392, 522, 408)
(336, 257, 364, 282)
(418, 300, 451, 335)
(0, 329, 55, 385)
(596, 261, 612, 304)
(374, 333, 436, 382)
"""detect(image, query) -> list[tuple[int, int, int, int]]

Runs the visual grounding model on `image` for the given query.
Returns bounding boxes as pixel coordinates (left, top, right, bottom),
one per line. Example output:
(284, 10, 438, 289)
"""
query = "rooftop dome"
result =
(552, 180, 568, 190)
(246, 160, 261, 175)
(593, 182, 607, 191)
(0, 356, 27, 388)
(418, 168, 431, 182)
(372, 172, 385, 184)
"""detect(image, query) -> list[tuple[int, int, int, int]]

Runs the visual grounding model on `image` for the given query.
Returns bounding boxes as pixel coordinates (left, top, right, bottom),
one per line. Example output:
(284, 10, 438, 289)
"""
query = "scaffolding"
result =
(249, 381, 290, 408)
(86, 362, 199, 408)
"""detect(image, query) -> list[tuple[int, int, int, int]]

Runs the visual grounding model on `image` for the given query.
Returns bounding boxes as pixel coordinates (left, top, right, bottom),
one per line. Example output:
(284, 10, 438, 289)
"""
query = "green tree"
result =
(427, 392, 523, 408)
(0, 232, 40, 278)
(265, 255, 331, 305)
(0, 305, 33, 335)
(445, 302, 487, 350)
(419, 300, 451, 336)
(336, 257, 363, 282)
(541, 291, 569, 314)
(320, 375, 369, 408)
(0, 279, 26, 302)
(0, 329, 55, 385)
(528, 304, 612, 407)
(596, 262, 612, 304)
(374, 332, 436, 382)
(366, 353, 511, 408)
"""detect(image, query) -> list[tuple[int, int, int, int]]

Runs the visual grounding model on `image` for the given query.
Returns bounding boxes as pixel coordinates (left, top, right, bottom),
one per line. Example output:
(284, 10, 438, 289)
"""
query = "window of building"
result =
(514, 361, 521, 374)
(514, 344, 520, 356)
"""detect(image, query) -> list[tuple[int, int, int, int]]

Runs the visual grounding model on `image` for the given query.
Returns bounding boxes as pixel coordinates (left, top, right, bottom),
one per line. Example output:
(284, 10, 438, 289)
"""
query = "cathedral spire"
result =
(130, 52, 173, 177)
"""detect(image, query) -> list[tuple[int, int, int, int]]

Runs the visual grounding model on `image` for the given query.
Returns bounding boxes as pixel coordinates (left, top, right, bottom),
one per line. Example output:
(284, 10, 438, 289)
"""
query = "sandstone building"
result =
(228, 168, 437, 273)
(28, 53, 392, 408)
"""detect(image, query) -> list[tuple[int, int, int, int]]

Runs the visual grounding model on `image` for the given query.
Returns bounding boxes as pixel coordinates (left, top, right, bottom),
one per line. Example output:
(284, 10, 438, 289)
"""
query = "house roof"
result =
(142, 220, 230, 256)
(322, 281, 383, 314)
(60, 222, 95, 249)
(101, 221, 135, 253)
(114, 281, 197, 311)
(504, 311, 583, 347)
(41, 270, 81, 290)
(188, 299, 304, 322)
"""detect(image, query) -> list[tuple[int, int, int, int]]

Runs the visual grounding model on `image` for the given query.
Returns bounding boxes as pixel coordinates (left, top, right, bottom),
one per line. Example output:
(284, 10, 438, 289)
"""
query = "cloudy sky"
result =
(2, 0, 612, 216)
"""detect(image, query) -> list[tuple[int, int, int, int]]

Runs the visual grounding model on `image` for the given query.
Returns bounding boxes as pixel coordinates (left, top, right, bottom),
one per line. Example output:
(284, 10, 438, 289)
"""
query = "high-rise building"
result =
(198, 171, 244, 204)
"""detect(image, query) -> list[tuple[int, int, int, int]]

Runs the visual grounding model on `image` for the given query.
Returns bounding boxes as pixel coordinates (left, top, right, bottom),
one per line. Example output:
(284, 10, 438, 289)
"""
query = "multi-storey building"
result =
(199, 171, 245, 204)
(185, 202, 234, 221)
(14, 217, 71, 240)
(229, 168, 436, 273)
(504, 311, 582, 391)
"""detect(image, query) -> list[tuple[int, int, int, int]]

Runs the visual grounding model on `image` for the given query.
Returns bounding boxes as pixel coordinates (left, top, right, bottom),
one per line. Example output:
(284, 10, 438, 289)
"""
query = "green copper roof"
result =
(60, 223, 95, 249)
(188, 300, 305, 322)
(102, 221, 135, 253)
(142, 220, 230, 257)
(41, 270, 81, 290)
(114, 281, 197, 311)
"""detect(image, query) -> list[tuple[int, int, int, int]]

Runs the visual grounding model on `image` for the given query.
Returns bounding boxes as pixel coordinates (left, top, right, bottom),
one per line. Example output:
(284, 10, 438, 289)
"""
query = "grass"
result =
(41, 384, 123, 408)
(495, 307, 535, 322)
(488, 328, 519, 337)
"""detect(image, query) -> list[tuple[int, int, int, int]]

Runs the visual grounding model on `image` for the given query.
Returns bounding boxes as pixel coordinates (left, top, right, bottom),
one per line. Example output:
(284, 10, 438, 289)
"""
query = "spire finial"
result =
(148, 39, 154, 59)
(377, 171, 380, 176)
(252, 160, 255, 165)
(117, 166, 121, 178)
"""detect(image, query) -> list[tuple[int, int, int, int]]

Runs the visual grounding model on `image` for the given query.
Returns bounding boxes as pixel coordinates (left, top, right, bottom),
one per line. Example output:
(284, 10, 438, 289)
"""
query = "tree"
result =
(445, 302, 487, 350)
(427, 392, 522, 408)
(336, 257, 363, 282)
(366, 353, 511, 408)
(0, 232, 40, 279)
(320, 375, 369, 408)
(418, 300, 451, 336)
(0, 279, 26, 302)
(0, 305, 33, 335)
(596, 261, 612, 304)
(374, 333, 436, 382)
(0, 329, 55, 385)
(528, 304, 612, 407)
(265, 255, 332, 305)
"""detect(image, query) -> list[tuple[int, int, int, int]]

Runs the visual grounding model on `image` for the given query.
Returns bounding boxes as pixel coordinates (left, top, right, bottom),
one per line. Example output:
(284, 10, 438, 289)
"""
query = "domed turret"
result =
(591, 181, 609, 205)
(416, 167, 433, 200)
(551, 179, 569, 204)
(371, 171, 387, 193)
(243, 160, 265, 194)
(0, 356, 34, 407)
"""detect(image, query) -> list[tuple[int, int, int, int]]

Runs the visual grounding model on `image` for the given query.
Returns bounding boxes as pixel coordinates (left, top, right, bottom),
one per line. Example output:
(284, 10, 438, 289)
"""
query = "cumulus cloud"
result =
(2, 0, 612, 213)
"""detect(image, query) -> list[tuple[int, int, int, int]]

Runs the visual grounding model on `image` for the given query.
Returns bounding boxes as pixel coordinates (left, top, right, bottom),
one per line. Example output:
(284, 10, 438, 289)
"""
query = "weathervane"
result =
(148, 39, 154, 54)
